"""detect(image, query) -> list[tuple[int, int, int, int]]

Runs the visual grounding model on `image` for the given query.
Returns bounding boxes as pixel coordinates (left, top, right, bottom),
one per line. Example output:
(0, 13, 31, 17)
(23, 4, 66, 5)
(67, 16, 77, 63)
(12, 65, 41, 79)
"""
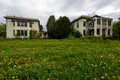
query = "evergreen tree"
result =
(46, 15, 56, 38)
(53, 16, 71, 39)
(113, 18, 120, 39)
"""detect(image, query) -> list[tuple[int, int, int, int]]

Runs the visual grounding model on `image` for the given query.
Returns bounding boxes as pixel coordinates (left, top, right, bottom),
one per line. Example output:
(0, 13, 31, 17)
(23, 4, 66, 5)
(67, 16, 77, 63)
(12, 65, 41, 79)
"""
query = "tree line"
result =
(0, 15, 120, 39)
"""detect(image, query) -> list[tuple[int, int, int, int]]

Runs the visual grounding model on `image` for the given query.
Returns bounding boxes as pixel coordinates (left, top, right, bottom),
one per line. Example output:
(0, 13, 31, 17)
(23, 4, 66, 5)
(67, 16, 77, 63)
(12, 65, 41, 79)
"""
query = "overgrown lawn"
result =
(0, 39, 120, 80)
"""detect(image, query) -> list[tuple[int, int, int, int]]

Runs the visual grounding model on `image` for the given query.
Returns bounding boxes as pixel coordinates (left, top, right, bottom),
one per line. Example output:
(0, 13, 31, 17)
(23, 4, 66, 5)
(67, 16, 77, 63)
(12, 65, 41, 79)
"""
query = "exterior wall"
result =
(6, 19, 40, 38)
(72, 16, 113, 37)
(6, 19, 14, 38)
(73, 19, 86, 36)
(93, 17, 113, 37)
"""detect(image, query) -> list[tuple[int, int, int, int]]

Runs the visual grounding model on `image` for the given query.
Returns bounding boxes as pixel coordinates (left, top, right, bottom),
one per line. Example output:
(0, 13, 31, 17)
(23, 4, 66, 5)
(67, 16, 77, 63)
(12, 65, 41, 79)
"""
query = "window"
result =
(97, 29, 100, 35)
(25, 30, 27, 36)
(77, 21, 79, 28)
(102, 19, 107, 26)
(25, 22, 27, 27)
(17, 30, 27, 36)
(97, 19, 101, 25)
(83, 22, 86, 27)
(108, 29, 111, 35)
(13, 21, 15, 26)
(13, 30, 15, 36)
(17, 30, 20, 36)
(108, 20, 111, 26)
(17, 22, 20, 26)
(30, 22, 32, 27)
(83, 30, 86, 35)
(17, 21, 27, 27)
(21, 30, 24, 36)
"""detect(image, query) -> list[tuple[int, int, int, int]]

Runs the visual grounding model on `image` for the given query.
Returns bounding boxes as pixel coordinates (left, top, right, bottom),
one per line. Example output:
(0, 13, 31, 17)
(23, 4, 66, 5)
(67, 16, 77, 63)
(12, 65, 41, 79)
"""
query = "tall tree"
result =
(46, 15, 56, 38)
(0, 24, 6, 37)
(53, 16, 71, 39)
(113, 18, 120, 39)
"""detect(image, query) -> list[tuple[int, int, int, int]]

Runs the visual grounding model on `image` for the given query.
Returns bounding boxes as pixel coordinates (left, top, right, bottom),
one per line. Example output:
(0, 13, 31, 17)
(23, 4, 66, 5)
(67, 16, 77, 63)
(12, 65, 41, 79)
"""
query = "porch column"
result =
(105, 20, 108, 37)
(27, 30, 30, 38)
(100, 19, 103, 36)
(15, 21, 17, 27)
(94, 18, 97, 36)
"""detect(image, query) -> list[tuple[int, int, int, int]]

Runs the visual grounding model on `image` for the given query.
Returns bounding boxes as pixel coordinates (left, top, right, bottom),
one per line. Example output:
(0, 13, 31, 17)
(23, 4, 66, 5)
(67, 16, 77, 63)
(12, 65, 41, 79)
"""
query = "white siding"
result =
(6, 19, 40, 38)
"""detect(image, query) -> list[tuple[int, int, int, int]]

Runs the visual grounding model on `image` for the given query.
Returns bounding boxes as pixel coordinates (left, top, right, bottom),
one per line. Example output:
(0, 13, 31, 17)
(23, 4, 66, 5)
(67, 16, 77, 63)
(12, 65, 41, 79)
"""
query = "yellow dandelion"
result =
(47, 78, 50, 80)
(12, 76, 15, 79)
(104, 73, 108, 76)
(100, 55, 103, 58)
(113, 76, 115, 78)
(101, 76, 104, 79)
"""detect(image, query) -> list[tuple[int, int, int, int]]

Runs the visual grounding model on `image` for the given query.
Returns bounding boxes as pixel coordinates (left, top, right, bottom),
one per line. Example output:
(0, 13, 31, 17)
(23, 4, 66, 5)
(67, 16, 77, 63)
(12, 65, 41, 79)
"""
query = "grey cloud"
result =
(0, 0, 120, 27)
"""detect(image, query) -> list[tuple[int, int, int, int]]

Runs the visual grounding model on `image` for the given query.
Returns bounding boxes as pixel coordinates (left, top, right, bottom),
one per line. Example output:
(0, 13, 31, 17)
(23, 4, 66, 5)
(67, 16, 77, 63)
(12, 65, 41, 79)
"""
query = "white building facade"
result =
(72, 15, 113, 37)
(4, 16, 40, 38)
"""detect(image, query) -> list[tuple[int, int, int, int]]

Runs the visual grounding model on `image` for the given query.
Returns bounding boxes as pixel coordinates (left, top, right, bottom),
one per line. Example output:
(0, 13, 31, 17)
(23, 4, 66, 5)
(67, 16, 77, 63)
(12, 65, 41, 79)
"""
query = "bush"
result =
(29, 30, 41, 39)
(46, 16, 71, 39)
(113, 18, 120, 39)
(73, 31, 82, 38)
(80, 36, 103, 40)
(34, 32, 42, 39)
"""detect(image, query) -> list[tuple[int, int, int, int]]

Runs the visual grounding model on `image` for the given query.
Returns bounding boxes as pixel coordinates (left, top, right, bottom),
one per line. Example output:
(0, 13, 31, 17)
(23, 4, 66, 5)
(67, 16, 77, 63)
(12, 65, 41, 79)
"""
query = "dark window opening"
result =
(17, 21, 28, 27)
(17, 22, 20, 26)
(97, 19, 101, 25)
(108, 29, 111, 35)
(102, 19, 107, 26)
(17, 30, 27, 36)
(25, 22, 27, 27)
(77, 21, 79, 28)
(30, 22, 32, 27)
(83, 30, 86, 35)
(108, 20, 111, 26)
(83, 22, 86, 27)
(21, 30, 24, 36)
(25, 30, 27, 36)
(17, 30, 20, 36)
(97, 29, 100, 35)
(89, 30, 94, 35)
(13, 30, 15, 36)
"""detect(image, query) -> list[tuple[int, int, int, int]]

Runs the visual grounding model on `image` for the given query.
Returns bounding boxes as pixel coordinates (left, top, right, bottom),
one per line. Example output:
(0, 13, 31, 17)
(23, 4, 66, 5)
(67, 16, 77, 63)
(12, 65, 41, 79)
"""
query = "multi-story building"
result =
(4, 16, 40, 38)
(72, 15, 113, 37)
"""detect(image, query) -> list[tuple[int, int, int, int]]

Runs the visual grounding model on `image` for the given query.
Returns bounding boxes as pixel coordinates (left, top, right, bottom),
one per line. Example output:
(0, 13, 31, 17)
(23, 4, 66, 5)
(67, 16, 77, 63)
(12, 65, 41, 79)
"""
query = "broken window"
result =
(97, 29, 100, 35)
(108, 20, 111, 26)
(77, 21, 79, 28)
(102, 19, 107, 26)
(97, 19, 101, 25)
(83, 22, 86, 27)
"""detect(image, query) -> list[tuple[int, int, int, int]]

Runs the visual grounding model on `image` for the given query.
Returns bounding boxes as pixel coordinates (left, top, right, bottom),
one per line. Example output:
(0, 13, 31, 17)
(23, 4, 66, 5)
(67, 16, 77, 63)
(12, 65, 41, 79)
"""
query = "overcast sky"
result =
(0, 0, 120, 29)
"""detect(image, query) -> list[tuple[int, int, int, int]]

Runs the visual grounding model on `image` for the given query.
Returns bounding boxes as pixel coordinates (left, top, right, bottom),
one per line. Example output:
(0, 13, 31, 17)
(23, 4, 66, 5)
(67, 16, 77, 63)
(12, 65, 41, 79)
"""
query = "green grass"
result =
(0, 39, 120, 80)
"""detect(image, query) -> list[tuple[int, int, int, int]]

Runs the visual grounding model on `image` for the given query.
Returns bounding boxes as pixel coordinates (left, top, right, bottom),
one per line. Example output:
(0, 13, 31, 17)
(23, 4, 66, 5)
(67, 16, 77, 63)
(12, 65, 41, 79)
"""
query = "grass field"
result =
(0, 39, 120, 80)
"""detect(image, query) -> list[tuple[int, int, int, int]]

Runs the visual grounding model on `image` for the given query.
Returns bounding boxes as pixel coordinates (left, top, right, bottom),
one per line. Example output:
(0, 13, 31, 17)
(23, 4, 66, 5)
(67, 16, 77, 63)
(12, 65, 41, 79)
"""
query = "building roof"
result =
(72, 15, 113, 23)
(72, 15, 91, 23)
(93, 15, 113, 20)
(4, 16, 39, 21)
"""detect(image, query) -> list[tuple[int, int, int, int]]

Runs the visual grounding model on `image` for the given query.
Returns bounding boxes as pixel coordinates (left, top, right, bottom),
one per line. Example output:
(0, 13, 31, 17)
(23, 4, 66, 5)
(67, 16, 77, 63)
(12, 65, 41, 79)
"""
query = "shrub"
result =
(29, 30, 41, 39)
(34, 32, 42, 39)
(80, 36, 103, 40)
(53, 16, 71, 39)
(73, 31, 82, 38)
(46, 16, 71, 39)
